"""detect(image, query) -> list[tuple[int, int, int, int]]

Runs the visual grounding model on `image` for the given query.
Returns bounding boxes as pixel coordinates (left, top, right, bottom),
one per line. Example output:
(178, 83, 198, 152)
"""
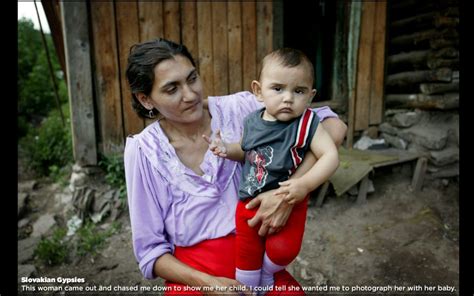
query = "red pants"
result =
(165, 234, 305, 295)
(236, 196, 308, 270)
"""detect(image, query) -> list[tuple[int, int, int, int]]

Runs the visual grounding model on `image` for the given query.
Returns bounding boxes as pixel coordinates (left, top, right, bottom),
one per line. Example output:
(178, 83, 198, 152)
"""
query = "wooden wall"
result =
(353, 1, 387, 132)
(89, 1, 273, 154)
(385, 0, 459, 110)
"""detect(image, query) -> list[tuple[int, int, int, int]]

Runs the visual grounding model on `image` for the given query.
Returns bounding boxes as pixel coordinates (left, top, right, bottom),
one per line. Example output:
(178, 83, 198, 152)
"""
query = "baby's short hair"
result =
(259, 48, 314, 84)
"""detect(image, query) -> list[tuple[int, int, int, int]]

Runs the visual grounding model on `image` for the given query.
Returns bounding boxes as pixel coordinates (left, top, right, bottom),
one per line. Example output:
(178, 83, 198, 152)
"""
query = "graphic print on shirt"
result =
(243, 146, 274, 196)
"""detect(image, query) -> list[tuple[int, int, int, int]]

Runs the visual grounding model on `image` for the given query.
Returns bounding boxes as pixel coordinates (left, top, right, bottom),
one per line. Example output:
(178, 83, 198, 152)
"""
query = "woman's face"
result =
(147, 55, 204, 124)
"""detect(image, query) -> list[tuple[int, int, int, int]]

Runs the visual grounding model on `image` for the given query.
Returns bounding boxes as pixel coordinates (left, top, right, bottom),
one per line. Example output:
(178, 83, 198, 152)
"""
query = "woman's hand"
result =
(246, 189, 294, 236)
(201, 275, 252, 296)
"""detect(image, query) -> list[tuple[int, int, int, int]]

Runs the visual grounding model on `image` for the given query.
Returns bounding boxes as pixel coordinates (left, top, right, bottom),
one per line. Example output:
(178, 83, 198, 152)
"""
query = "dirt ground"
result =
(18, 161, 459, 295)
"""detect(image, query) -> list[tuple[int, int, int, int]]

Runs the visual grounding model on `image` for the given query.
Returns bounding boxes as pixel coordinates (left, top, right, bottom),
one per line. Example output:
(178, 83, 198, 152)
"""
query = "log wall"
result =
(380, 0, 459, 179)
(385, 0, 459, 107)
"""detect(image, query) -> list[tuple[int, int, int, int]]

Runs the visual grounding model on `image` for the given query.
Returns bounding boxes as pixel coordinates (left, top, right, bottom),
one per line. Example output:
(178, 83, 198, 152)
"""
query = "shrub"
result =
(99, 154, 127, 204)
(20, 103, 73, 176)
(35, 228, 69, 265)
(76, 221, 118, 257)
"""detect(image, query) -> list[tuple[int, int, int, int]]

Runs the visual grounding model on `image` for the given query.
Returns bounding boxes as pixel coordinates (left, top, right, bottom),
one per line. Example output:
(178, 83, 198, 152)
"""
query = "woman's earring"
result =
(148, 109, 155, 118)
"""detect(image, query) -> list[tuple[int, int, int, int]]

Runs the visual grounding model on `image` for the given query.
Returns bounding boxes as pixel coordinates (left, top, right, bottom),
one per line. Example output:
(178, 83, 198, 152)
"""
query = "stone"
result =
(18, 264, 37, 278)
(18, 218, 30, 228)
(31, 214, 57, 237)
(18, 237, 41, 263)
(398, 126, 448, 150)
(381, 133, 408, 150)
(378, 122, 399, 136)
(18, 180, 37, 192)
(391, 111, 421, 128)
(430, 147, 459, 166)
(18, 192, 29, 218)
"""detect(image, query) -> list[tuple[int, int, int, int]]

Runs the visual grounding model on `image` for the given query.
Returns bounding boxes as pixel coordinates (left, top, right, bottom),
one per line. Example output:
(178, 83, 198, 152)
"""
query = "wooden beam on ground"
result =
(315, 181, 330, 208)
(60, 1, 97, 165)
(412, 157, 428, 191)
(356, 174, 370, 204)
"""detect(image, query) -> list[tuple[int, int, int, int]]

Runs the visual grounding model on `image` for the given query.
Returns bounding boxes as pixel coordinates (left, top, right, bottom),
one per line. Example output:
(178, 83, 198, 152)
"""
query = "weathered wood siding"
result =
(353, 1, 387, 131)
(89, 1, 273, 154)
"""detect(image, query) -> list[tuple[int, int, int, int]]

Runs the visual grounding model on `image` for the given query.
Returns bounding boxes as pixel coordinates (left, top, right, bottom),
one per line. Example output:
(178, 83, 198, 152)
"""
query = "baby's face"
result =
(258, 60, 315, 122)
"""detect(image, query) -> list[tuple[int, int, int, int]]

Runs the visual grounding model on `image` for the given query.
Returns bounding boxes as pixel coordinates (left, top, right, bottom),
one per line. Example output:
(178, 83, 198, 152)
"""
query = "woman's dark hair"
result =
(126, 38, 196, 119)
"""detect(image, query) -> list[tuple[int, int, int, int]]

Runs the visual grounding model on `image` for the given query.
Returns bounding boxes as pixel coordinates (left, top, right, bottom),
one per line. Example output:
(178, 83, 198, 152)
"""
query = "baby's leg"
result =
(235, 200, 265, 291)
(262, 196, 309, 288)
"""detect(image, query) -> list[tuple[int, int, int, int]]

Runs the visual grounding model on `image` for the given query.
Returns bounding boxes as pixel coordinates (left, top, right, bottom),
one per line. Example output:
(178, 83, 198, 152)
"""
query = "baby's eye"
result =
(273, 87, 282, 92)
(295, 89, 305, 94)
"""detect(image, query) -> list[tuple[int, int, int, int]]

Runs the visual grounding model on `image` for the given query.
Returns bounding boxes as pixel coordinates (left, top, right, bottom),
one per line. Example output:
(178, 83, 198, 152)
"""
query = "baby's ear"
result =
(308, 89, 317, 105)
(251, 80, 263, 102)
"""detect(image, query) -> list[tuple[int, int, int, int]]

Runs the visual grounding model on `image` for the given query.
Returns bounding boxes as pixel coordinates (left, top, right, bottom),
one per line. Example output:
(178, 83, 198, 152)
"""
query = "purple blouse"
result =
(124, 91, 338, 279)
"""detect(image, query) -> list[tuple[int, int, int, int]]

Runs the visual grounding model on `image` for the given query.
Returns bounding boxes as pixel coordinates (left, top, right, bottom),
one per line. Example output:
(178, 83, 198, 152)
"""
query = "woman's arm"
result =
(321, 117, 347, 148)
(154, 254, 247, 295)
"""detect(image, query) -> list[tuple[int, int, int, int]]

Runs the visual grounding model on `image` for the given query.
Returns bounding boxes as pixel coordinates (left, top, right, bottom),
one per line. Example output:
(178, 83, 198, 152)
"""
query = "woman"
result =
(124, 38, 347, 295)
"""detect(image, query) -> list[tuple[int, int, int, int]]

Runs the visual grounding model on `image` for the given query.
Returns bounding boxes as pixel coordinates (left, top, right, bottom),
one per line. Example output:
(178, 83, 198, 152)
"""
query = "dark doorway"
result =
(282, 0, 336, 102)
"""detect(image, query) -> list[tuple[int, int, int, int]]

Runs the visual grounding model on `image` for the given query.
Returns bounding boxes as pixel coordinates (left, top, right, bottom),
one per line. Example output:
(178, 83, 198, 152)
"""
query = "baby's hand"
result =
(275, 179, 309, 205)
(202, 129, 228, 158)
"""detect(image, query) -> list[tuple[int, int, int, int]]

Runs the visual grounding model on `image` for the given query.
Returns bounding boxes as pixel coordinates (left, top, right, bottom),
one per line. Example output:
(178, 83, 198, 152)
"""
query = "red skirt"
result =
(165, 234, 305, 295)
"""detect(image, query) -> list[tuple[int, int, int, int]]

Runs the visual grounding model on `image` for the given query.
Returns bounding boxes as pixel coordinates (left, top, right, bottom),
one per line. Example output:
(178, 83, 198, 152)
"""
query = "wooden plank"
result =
(90, 2, 124, 154)
(346, 1, 362, 149)
(256, 1, 273, 73)
(354, 1, 376, 131)
(227, 2, 242, 94)
(163, 1, 180, 43)
(60, 1, 97, 165)
(42, 0, 67, 82)
(315, 181, 330, 208)
(369, 1, 387, 125)
(330, 1, 349, 103)
(197, 2, 213, 98)
(115, 1, 144, 136)
(242, 2, 257, 91)
(211, 1, 228, 96)
(138, 1, 164, 127)
(138, 1, 163, 41)
(181, 1, 198, 68)
(356, 174, 369, 204)
(411, 157, 427, 191)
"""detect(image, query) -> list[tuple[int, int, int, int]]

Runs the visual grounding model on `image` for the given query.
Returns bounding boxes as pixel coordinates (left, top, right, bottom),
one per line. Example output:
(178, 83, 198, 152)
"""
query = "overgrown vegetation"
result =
(19, 104, 73, 177)
(18, 18, 72, 178)
(99, 154, 127, 205)
(34, 228, 69, 266)
(76, 221, 120, 257)
(35, 222, 121, 266)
